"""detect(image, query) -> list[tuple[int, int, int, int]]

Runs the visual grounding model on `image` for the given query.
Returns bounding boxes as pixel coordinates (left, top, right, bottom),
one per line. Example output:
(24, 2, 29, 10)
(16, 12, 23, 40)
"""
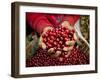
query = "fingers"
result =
(64, 51, 71, 58)
(38, 36, 42, 46)
(74, 33, 78, 41)
(63, 46, 73, 52)
(42, 26, 53, 34)
(47, 47, 72, 57)
(65, 41, 75, 46)
(38, 36, 47, 49)
(63, 47, 69, 51)
(55, 51, 62, 57)
(48, 48, 62, 57)
(61, 21, 70, 27)
(60, 21, 74, 30)
(48, 48, 54, 53)
(64, 40, 75, 51)
(41, 42, 46, 49)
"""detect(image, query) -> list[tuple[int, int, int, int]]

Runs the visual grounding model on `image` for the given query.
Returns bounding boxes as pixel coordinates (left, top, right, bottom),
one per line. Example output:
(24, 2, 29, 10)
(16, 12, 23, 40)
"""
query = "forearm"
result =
(26, 13, 53, 34)
(62, 15, 80, 26)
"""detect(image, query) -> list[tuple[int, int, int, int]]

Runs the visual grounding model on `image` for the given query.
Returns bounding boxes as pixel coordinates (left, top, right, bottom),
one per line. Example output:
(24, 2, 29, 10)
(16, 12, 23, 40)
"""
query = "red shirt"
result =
(26, 12, 80, 34)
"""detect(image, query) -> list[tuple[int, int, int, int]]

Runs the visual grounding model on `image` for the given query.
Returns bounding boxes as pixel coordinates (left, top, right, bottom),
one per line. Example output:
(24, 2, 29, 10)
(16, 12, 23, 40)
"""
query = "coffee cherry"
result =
(60, 36, 63, 40)
(57, 44, 61, 48)
(42, 34, 46, 38)
(45, 33, 48, 37)
(59, 41, 63, 45)
(50, 31, 54, 35)
(65, 37, 69, 41)
(68, 33, 73, 38)
(65, 29, 69, 33)
(59, 57, 63, 62)
(43, 38, 47, 42)
(72, 29, 75, 33)
(57, 38, 60, 42)
(50, 36, 55, 40)
(47, 29, 51, 33)
(61, 32, 64, 35)
(54, 41, 57, 46)
(52, 32, 56, 36)
(49, 40, 53, 44)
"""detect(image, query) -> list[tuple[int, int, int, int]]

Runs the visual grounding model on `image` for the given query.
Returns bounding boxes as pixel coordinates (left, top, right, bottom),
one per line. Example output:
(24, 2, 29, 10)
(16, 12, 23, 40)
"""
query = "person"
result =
(26, 12, 80, 57)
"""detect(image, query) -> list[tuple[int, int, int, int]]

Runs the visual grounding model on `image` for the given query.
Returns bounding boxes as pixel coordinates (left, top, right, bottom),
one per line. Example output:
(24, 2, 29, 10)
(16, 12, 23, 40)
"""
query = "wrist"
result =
(61, 21, 74, 30)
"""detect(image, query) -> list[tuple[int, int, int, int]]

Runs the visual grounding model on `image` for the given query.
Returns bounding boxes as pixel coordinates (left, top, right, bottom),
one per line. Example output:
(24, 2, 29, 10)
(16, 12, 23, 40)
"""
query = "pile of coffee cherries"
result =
(26, 47, 89, 67)
(42, 26, 76, 56)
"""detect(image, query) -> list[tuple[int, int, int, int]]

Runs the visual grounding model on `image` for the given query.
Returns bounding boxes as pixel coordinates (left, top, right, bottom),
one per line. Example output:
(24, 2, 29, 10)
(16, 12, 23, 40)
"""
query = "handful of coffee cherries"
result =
(40, 26, 78, 58)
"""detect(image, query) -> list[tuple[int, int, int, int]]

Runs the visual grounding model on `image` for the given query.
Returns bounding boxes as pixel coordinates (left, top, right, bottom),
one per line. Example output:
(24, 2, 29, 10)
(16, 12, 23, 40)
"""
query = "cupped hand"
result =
(60, 20, 79, 54)
(38, 26, 53, 49)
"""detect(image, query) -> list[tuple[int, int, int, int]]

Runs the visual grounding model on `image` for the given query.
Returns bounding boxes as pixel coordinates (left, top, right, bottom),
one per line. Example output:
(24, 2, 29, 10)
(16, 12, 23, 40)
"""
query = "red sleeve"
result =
(62, 15, 80, 26)
(26, 13, 53, 34)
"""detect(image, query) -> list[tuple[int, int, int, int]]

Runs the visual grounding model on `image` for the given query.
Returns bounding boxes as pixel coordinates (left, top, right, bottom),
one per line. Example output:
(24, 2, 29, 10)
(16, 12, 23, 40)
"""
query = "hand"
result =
(61, 20, 74, 30)
(60, 21, 78, 52)
(38, 26, 53, 49)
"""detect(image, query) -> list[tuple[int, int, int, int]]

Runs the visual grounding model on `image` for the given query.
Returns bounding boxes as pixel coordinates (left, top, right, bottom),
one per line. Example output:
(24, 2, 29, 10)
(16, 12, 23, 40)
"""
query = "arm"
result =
(62, 15, 80, 26)
(26, 13, 53, 34)
(26, 13, 54, 50)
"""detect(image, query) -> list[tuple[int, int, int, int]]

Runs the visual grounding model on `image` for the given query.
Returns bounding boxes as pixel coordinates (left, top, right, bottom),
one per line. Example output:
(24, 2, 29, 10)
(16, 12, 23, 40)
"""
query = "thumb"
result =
(38, 36, 46, 49)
